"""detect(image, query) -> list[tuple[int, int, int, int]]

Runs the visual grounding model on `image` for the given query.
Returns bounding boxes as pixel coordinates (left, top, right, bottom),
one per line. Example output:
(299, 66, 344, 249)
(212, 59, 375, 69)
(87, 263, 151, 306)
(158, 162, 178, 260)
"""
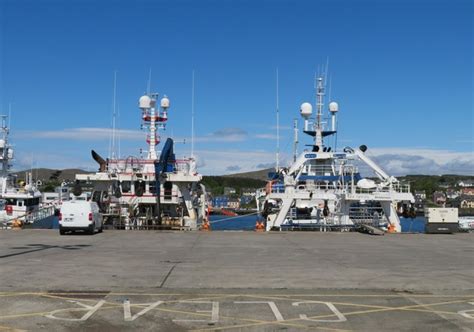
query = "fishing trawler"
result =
(256, 76, 415, 232)
(0, 116, 54, 228)
(75, 92, 207, 230)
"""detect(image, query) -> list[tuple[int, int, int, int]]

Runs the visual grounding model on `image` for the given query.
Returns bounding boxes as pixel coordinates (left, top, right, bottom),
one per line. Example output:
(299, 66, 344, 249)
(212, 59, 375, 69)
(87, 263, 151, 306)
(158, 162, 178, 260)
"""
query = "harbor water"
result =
(34, 214, 427, 232)
(210, 215, 427, 233)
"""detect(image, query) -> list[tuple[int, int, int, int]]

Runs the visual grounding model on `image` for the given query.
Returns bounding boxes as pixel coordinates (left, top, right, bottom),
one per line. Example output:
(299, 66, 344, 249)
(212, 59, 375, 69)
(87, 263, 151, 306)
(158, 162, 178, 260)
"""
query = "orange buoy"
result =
(387, 224, 397, 233)
(255, 221, 265, 232)
(201, 220, 211, 231)
(11, 219, 23, 229)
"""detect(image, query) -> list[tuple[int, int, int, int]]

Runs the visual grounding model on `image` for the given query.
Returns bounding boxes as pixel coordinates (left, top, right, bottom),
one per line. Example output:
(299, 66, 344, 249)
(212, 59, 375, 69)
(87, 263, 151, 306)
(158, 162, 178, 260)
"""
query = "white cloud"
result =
(16, 127, 143, 141)
(366, 148, 474, 176)
(193, 149, 284, 175)
(255, 133, 277, 140)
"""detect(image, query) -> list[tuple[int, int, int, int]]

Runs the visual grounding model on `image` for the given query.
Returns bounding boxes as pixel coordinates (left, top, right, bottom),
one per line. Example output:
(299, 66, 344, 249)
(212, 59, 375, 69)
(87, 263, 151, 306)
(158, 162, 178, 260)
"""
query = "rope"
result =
(210, 211, 260, 224)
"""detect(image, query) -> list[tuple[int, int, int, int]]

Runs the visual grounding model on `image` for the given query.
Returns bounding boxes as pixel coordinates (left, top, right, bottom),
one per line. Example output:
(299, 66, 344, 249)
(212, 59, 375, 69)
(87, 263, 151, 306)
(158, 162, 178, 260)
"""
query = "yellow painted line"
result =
(0, 291, 470, 332)
(190, 296, 474, 331)
(0, 323, 26, 332)
(236, 293, 472, 315)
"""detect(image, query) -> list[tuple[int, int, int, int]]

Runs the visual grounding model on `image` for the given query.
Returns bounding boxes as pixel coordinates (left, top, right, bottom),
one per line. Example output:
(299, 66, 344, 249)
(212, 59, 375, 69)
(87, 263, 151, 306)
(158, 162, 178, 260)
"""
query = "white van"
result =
(59, 201, 103, 235)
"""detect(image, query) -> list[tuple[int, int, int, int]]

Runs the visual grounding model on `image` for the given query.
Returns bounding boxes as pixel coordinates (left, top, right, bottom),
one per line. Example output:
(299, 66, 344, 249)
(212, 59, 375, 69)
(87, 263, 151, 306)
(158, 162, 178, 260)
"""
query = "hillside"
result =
(12, 167, 474, 199)
(223, 168, 272, 181)
(13, 168, 92, 183)
(202, 176, 266, 196)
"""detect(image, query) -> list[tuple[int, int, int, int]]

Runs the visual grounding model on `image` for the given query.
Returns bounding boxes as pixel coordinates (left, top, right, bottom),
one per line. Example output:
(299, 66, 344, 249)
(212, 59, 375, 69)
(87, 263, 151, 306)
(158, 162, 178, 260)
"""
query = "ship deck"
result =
(0, 230, 473, 331)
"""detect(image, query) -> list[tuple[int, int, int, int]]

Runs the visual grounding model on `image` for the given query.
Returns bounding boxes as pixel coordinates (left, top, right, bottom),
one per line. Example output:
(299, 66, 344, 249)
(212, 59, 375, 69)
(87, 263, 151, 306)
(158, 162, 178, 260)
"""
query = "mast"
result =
(191, 70, 195, 158)
(111, 71, 117, 159)
(276, 68, 280, 171)
(148, 93, 159, 160)
(293, 118, 298, 162)
(0, 115, 10, 194)
(315, 77, 324, 148)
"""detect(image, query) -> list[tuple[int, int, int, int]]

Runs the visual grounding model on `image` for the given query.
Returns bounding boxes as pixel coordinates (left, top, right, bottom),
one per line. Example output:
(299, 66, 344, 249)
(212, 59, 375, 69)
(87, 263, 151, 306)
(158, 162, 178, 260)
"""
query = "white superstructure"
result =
(256, 76, 414, 232)
(76, 92, 206, 230)
(0, 116, 49, 227)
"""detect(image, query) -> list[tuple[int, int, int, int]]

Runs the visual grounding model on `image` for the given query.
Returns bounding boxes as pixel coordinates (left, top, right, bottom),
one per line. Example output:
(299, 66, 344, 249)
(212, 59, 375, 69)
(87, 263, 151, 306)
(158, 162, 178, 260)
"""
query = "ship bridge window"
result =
(121, 181, 131, 193)
(18, 200, 23, 207)
(164, 182, 172, 200)
(149, 182, 157, 194)
(25, 198, 40, 206)
(134, 181, 145, 197)
(5, 198, 17, 205)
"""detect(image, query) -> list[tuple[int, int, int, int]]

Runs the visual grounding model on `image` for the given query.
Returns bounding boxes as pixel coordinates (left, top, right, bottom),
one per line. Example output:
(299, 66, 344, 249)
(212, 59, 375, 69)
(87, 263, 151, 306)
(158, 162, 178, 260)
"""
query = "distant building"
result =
(413, 191, 426, 212)
(240, 195, 254, 206)
(227, 198, 240, 209)
(459, 196, 474, 209)
(461, 188, 474, 196)
(446, 189, 460, 200)
(241, 188, 257, 197)
(414, 191, 426, 200)
(433, 191, 446, 206)
(224, 187, 236, 195)
(212, 196, 229, 208)
(458, 180, 474, 188)
(438, 183, 450, 189)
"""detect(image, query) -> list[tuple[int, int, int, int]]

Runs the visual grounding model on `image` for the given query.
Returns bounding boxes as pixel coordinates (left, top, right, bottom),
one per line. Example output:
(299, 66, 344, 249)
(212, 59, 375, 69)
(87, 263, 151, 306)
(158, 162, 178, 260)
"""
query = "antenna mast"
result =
(111, 71, 117, 159)
(315, 76, 324, 148)
(191, 70, 195, 158)
(147, 68, 152, 94)
(293, 118, 298, 162)
(276, 68, 280, 171)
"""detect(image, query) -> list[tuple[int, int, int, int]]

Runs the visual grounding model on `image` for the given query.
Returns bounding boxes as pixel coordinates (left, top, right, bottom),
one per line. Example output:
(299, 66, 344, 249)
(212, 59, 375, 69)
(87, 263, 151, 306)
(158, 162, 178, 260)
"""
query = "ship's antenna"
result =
(276, 67, 280, 171)
(8, 102, 11, 131)
(191, 70, 195, 158)
(147, 68, 152, 94)
(117, 101, 121, 159)
(111, 70, 117, 159)
(293, 118, 298, 162)
(324, 57, 329, 87)
(328, 73, 332, 102)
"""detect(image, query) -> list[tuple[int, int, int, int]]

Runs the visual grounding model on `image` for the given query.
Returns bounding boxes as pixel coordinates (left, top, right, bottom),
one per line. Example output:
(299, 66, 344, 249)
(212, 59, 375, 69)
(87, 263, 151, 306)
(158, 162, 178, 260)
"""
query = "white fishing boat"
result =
(0, 116, 54, 229)
(256, 76, 415, 232)
(75, 92, 207, 230)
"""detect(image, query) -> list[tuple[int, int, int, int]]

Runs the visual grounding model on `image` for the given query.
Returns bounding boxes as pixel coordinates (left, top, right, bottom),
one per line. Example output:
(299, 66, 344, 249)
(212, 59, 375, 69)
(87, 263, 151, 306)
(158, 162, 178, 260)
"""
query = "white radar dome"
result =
(160, 95, 170, 109)
(300, 102, 313, 118)
(139, 95, 152, 109)
(329, 101, 339, 113)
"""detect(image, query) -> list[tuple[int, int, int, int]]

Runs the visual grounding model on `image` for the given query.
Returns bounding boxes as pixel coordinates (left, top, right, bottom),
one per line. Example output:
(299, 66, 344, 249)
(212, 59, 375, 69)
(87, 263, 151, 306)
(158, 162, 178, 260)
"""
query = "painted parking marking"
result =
(458, 302, 474, 319)
(234, 301, 284, 321)
(45, 300, 106, 321)
(0, 292, 472, 331)
(123, 300, 163, 321)
(293, 301, 347, 322)
(172, 301, 220, 323)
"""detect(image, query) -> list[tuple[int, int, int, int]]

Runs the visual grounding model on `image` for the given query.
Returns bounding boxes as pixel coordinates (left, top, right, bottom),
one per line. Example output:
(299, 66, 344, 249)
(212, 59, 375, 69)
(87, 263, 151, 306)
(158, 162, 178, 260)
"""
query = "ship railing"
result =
(353, 183, 411, 194)
(302, 165, 337, 175)
(0, 205, 56, 227)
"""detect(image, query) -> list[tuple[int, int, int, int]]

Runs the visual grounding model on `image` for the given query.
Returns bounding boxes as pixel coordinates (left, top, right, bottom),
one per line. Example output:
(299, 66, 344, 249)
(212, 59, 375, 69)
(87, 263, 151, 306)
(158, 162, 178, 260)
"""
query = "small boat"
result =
(0, 115, 55, 229)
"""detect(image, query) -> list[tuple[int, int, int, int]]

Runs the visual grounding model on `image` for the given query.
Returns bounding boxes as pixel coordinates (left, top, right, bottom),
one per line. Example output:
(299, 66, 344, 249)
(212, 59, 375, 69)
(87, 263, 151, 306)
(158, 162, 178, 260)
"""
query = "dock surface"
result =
(0, 230, 473, 331)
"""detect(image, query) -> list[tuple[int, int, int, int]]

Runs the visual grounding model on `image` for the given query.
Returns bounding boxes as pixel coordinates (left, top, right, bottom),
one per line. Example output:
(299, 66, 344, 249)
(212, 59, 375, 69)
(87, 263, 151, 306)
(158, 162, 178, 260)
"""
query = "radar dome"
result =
(300, 102, 313, 118)
(139, 95, 152, 109)
(160, 95, 170, 109)
(329, 102, 339, 113)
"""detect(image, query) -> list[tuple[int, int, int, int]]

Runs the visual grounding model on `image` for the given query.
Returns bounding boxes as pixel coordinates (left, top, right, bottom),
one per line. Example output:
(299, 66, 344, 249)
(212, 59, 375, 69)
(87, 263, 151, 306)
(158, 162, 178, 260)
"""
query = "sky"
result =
(0, 0, 472, 176)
